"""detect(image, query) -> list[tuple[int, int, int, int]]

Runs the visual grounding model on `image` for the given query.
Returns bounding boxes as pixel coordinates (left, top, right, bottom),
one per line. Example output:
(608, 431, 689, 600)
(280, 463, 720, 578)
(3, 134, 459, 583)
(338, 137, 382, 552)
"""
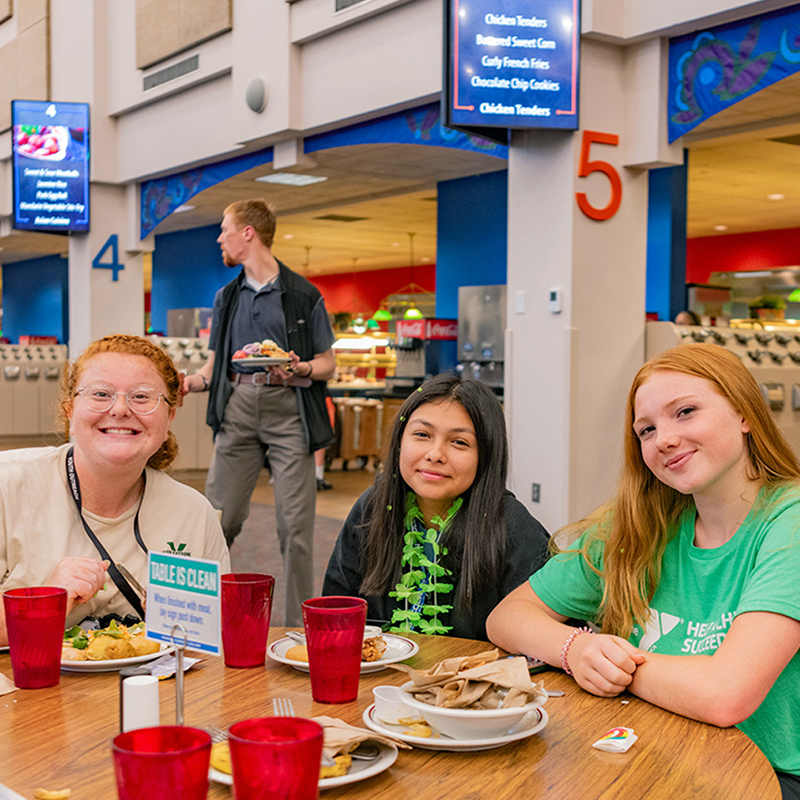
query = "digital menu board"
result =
(12, 100, 90, 233)
(444, 0, 580, 134)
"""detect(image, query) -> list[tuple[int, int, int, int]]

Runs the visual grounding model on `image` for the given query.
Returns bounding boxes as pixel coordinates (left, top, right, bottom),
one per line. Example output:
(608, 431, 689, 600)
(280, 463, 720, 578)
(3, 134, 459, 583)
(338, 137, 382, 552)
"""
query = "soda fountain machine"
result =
(457, 285, 505, 394)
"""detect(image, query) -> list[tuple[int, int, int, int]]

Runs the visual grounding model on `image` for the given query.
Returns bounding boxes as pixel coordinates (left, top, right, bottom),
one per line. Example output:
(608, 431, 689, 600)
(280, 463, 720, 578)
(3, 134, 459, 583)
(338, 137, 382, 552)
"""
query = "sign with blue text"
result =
(12, 100, 90, 233)
(145, 552, 221, 655)
(443, 0, 579, 134)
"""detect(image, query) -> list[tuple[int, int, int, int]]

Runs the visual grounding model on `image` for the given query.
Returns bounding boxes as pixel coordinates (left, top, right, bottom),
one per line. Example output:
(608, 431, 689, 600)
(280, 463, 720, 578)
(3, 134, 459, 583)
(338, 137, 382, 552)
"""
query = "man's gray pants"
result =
(206, 383, 316, 627)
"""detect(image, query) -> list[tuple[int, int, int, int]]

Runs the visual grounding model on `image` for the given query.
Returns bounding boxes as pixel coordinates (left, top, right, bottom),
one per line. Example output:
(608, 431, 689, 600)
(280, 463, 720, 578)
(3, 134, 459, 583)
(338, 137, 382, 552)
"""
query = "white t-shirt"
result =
(0, 444, 231, 626)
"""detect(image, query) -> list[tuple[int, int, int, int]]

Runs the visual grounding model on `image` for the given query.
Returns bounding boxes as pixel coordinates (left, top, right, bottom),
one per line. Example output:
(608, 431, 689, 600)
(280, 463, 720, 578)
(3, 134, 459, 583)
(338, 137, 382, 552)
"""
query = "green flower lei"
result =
(388, 492, 462, 636)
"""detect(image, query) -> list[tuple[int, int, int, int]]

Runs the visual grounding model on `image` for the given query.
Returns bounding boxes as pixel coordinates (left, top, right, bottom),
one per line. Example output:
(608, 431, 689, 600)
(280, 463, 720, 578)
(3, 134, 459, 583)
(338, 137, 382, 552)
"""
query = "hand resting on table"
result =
(567, 632, 647, 697)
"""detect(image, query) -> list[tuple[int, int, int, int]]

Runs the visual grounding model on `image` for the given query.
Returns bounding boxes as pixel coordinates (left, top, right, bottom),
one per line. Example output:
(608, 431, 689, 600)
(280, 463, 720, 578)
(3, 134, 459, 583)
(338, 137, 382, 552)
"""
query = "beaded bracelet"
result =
(560, 627, 594, 677)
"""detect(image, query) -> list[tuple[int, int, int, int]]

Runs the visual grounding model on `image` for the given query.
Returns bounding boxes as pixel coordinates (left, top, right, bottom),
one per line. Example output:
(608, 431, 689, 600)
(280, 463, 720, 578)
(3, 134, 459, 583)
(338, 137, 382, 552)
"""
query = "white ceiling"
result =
(4, 76, 800, 274)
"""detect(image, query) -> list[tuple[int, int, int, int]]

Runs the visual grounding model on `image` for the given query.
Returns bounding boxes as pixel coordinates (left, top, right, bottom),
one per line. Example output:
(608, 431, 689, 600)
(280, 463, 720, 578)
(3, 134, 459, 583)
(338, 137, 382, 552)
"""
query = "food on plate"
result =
(404, 722, 433, 737)
(130, 631, 161, 657)
(362, 636, 387, 663)
(285, 644, 309, 661)
(319, 754, 352, 779)
(34, 789, 71, 800)
(209, 741, 355, 780)
(210, 741, 232, 774)
(284, 634, 388, 663)
(86, 636, 135, 661)
(62, 620, 160, 662)
(231, 339, 291, 361)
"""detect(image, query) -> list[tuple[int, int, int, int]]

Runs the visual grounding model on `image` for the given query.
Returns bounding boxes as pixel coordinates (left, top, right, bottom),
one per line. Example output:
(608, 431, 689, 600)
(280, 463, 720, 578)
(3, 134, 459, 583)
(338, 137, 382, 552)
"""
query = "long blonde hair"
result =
(570, 343, 800, 637)
(59, 334, 183, 470)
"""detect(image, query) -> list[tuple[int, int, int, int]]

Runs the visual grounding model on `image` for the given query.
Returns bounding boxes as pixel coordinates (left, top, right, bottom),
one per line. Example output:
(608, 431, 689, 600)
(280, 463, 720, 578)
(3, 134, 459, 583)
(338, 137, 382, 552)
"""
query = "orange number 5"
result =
(576, 130, 622, 221)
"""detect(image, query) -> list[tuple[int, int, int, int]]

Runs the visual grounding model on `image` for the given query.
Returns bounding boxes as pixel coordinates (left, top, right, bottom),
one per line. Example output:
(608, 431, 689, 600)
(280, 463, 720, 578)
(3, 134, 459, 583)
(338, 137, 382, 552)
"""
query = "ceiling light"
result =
(255, 173, 328, 186)
(174, 204, 196, 213)
(767, 193, 785, 201)
(789, 289, 800, 302)
(372, 309, 393, 321)
(283, 234, 294, 240)
(713, 225, 728, 231)
(404, 306, 423, 320)
(391, 242, 400, 247)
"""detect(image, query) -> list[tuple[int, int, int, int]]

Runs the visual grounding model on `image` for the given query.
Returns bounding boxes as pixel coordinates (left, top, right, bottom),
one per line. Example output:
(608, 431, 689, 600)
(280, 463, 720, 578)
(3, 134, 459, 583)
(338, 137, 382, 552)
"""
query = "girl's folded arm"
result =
(628, 610, 800, 727)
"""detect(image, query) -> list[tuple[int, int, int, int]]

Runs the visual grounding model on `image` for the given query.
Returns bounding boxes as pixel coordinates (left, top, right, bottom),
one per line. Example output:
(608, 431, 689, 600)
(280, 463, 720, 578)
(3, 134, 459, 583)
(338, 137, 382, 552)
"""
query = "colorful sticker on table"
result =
(592, 726, 638, 753)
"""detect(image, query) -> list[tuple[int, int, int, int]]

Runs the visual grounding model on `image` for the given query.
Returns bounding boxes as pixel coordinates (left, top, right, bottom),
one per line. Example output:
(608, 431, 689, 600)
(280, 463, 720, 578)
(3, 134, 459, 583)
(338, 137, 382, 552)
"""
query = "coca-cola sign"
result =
(396, 319, 457, 340)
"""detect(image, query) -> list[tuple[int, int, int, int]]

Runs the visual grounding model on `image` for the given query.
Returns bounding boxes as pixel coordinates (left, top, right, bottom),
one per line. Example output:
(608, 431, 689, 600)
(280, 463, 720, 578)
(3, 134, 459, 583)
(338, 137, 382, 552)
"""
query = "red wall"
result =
(308, 264, 436, 316)
(687, 226, 800, 284)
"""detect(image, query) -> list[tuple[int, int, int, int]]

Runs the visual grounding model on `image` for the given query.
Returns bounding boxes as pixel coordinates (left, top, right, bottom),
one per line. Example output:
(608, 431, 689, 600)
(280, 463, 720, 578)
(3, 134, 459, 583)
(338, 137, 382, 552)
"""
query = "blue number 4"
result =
(92, 234, 124, 281)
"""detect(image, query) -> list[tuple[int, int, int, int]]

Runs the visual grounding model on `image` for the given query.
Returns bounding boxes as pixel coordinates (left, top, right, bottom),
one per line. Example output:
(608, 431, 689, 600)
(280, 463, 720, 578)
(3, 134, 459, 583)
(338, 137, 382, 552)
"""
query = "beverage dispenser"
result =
(457, 285, 505, 391)
(385, 319, 458, 395)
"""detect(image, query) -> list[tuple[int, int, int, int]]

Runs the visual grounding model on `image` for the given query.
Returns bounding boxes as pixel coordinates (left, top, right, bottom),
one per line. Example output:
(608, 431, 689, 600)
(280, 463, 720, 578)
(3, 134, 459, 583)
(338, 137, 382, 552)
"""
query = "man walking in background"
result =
(184, 199, 335, 626)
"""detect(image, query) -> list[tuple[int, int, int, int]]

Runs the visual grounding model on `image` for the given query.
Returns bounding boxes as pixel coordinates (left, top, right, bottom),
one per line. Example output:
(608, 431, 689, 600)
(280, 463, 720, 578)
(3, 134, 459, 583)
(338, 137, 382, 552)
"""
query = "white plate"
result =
(60, 644, 174, 673)
(361, 704, 548, 751)
(209, 740, 398, 790)
(267, 634, 419, 674)
(231, 356, 291, 368)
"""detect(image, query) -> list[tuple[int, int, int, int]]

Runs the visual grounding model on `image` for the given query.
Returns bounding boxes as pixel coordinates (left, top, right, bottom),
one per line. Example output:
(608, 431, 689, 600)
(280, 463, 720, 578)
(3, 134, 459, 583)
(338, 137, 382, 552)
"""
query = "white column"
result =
(506, 39, 653, 532)
(68, 183, 145, 357)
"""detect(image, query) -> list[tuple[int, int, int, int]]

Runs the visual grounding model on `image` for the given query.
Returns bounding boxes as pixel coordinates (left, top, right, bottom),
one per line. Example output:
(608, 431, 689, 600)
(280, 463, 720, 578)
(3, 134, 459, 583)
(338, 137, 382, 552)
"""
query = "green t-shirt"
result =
(531, 485, 800, 775)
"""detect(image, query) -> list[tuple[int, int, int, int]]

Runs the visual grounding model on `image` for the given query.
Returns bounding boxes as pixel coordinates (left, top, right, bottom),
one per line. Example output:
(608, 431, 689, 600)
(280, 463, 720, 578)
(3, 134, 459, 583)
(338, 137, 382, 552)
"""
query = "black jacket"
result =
(322, 486, 550, 640)
(207, 261, 334, 453)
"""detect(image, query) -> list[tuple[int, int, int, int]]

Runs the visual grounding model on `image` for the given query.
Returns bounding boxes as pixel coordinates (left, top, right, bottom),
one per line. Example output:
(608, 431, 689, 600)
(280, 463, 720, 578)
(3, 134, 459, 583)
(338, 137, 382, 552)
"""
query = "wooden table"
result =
(0, 629, 779, 799)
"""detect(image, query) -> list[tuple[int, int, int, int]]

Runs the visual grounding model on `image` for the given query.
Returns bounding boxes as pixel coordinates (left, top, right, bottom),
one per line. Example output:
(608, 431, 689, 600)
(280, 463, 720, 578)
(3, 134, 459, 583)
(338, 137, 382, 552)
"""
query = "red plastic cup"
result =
(112, 726, 211, 800)
(3, 586, 67, 689)
(221, 573, 274, 668)
(228, 717, 324, 800)
(302, 596, 367, 704)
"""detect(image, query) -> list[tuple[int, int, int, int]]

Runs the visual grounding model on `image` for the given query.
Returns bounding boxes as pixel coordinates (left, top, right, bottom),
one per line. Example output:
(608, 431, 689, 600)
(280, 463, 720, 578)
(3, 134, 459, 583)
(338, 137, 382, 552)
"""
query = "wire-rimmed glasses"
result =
(75, 381, 168, 416)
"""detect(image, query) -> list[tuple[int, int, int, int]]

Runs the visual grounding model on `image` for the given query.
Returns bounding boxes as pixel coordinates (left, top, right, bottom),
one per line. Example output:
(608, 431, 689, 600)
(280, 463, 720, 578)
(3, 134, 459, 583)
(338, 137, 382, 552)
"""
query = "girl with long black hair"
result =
(323, 373, 549, 640)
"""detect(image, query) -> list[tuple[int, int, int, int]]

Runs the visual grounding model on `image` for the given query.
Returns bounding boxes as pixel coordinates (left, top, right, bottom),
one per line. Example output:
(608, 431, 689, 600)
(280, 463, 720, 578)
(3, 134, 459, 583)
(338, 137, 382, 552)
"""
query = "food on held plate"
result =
(231, 339, 291, 360)
(62, 620, 160, 662)
(34, 790, 72, 800)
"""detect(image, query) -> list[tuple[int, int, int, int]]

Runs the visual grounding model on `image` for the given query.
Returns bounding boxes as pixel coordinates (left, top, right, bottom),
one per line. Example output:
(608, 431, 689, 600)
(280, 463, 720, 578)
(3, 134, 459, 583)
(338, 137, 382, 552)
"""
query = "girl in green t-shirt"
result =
(487, 343, 800, 796)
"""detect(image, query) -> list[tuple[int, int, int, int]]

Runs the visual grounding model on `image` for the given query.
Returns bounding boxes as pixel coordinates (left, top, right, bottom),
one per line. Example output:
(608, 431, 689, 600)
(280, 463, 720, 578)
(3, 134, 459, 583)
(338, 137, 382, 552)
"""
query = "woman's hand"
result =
(567, 632, 647, 697)
(45, 557, 109, 613)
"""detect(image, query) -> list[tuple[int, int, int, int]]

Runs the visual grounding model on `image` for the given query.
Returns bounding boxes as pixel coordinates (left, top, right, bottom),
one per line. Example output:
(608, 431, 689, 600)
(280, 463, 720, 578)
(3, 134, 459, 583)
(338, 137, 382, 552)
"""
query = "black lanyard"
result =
(65, 446, 147, 619)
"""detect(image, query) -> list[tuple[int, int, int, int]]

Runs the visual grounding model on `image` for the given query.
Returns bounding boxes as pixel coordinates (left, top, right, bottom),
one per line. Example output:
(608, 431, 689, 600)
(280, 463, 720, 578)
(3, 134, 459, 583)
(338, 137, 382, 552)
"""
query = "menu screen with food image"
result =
(12, 99, 90, 233)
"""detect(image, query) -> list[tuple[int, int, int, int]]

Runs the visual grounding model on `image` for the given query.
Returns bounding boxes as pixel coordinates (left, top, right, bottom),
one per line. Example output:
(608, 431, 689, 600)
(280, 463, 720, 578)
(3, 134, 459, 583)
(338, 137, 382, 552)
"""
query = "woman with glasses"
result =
(0, 334, 230, 645)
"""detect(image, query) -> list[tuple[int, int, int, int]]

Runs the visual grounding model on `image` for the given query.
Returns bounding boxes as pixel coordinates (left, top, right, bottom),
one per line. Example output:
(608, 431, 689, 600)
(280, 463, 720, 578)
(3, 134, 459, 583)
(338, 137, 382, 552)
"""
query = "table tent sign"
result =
(145, 552, 221, 655)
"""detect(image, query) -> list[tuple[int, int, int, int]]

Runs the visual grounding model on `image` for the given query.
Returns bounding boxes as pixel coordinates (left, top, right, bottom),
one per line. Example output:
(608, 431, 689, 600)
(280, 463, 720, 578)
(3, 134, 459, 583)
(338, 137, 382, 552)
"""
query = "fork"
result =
(273, 698, 337, 766)
(273, 697, 296, 717)
(205, 724, 227, 743)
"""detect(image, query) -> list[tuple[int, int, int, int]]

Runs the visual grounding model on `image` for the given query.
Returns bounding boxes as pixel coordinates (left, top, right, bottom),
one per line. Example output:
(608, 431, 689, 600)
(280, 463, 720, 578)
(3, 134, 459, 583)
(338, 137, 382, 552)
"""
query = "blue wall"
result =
(2, 254, 69, 343)
(646, 151, 688, 321)
(150, 224, 232, 334)
(436, 171, 508, 318)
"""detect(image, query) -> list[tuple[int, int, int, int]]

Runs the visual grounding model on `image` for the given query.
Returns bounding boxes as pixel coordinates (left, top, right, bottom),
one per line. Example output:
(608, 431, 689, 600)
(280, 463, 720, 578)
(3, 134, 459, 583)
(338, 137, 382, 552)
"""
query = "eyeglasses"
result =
(75, 382, 169, 416)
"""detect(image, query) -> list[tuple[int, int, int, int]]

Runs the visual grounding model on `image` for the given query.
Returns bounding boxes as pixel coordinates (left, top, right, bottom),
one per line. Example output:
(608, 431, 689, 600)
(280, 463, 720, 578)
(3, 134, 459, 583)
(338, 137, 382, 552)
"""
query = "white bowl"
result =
(397, 681, 546, 740)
